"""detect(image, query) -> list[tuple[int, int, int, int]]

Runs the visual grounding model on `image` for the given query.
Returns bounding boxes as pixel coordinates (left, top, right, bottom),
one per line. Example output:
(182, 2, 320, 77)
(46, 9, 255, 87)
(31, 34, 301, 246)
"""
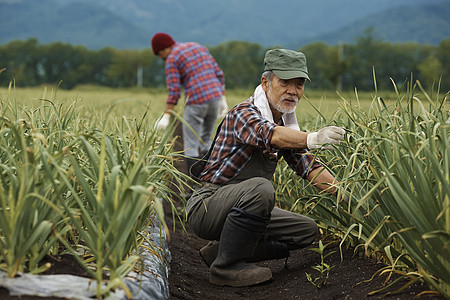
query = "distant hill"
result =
(0, 0, 149, 49)
(315, 1, 450, 46)
(0, 0, 449, 49)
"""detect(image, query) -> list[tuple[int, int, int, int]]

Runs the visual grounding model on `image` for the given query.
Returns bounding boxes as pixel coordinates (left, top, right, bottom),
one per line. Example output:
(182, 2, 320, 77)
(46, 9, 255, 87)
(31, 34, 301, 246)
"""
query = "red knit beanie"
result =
(151, 33, 175, 55)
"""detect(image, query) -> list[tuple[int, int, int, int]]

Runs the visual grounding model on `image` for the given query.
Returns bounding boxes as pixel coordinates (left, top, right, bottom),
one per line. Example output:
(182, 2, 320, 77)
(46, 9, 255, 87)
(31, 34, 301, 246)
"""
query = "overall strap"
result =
(189, 119, 224, 180)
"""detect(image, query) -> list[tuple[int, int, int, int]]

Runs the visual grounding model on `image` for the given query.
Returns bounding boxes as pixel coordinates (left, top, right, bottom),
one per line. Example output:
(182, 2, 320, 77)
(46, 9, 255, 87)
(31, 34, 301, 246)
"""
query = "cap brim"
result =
(273, 70, 310, 81)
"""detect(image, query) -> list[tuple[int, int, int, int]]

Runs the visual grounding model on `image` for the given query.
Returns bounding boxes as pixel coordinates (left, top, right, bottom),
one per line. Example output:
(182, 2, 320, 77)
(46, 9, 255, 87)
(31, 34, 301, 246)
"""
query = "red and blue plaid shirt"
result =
(165, 42, 225, 105)
(199, 97, 322, 184)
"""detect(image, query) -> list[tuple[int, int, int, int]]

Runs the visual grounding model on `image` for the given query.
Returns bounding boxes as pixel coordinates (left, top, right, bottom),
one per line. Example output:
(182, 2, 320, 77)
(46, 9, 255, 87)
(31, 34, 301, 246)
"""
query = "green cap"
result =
(264, 49, 310, 81)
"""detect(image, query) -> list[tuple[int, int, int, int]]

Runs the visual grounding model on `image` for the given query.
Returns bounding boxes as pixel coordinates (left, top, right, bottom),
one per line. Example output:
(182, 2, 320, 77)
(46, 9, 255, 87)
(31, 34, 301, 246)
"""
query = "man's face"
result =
(262, 75, 305, 115)
(158, 47, 172, 60)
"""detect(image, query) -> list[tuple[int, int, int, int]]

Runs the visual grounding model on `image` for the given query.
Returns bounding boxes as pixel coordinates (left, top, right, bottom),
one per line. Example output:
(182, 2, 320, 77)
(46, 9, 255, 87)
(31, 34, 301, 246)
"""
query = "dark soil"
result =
(0, 199, 444, 300)
(165, 199, 443, 300)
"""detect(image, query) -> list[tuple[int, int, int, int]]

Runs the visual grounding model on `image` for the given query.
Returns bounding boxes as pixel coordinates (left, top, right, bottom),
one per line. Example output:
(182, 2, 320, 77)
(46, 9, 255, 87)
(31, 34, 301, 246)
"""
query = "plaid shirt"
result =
(165, 42, 225, 105)
(199, 97, 322, 183)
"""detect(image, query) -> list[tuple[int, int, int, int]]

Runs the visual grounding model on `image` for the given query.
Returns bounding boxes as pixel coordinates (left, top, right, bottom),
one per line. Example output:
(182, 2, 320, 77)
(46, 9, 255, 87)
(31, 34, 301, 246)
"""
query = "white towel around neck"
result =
(253, 84, 300, 131)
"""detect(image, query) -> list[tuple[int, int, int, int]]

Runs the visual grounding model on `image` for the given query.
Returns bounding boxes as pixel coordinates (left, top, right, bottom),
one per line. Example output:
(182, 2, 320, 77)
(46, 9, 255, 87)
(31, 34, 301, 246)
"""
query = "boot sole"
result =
(199, 242, 218, 267)
(209, 271, 273, 287)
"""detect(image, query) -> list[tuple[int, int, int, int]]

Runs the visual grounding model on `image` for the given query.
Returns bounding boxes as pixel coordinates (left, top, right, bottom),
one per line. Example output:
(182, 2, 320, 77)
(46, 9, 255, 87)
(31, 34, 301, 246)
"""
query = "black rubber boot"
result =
(209, 207, 273, 287)
(248, 239, 290, 263)
(200, 239, 289, 267)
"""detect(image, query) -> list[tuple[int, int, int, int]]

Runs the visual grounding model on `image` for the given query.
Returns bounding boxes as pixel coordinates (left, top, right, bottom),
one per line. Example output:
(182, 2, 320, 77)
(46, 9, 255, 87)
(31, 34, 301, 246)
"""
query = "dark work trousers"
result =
(186, 148, 318, 250)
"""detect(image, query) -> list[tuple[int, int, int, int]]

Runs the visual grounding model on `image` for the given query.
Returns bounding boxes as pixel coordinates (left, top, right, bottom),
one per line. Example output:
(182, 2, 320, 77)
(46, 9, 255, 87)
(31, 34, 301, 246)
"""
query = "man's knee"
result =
(237, 177, 275, 217)
(288, 216, 318, 250)
(303, 217, 319, 243)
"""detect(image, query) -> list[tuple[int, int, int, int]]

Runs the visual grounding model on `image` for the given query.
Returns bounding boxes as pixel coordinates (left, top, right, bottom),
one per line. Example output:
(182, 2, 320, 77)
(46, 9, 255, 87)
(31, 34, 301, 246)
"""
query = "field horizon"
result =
(0, 85, 411, 125)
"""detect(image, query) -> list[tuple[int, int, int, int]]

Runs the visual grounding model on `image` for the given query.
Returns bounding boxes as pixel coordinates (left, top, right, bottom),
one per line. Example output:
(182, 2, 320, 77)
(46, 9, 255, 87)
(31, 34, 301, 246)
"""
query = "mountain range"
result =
(1, 0, 449, 50)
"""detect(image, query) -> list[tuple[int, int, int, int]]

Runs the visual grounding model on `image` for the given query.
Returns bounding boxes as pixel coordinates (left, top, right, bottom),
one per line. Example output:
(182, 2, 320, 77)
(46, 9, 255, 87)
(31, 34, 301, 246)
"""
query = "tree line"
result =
(1, 29, 449, 92)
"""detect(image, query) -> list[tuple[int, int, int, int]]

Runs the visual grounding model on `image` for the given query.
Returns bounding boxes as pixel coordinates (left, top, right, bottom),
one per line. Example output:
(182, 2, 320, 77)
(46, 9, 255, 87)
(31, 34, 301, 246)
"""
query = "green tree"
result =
(301, 42, 333, 90)
(344, 27, 383, 90)
(372, 42, 433, 91)
(1, 36, 447, 92)
(107, 49, 156, 87)
(321, 44, 347, 92)
(39, 42, 91, 89)
(436, 38, 450, 91)
(88, 47, 115, 86)
(342, 28, 435, 92)
(146, 56, 165, 88)
(0, 39, 41, 86)
(210, 41, 265, 89)
(140, 49, 163, 88)
(418, 54, 443, 90)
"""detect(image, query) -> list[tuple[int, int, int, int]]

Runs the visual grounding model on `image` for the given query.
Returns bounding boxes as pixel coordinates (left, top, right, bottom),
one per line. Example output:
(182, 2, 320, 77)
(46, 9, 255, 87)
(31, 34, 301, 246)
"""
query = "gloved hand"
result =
(218, 96, 228, 118)
(155, 113, 171, 131)
(307, 126, 345, 150)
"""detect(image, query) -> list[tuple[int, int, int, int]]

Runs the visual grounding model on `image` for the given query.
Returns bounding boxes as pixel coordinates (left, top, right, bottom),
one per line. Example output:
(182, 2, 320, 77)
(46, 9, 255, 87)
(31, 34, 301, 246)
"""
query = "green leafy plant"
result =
(305, 240, 336, 288)
(276, 76, 449, 298)
(48, 102, 189, 298)
(0, 86, 189, 298)
(0, 114, 67, 277)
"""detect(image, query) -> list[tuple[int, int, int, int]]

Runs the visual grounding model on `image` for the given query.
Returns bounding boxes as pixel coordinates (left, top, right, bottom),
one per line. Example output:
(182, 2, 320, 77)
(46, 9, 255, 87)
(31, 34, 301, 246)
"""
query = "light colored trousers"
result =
(183, 99, 221, 157)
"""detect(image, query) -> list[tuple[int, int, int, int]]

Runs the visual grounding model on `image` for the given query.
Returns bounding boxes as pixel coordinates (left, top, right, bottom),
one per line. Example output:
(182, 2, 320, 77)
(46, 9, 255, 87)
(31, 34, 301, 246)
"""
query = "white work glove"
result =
(307, 126, 345, 150)
(218, 96, 228, 118)
(155, 113, 171, 131)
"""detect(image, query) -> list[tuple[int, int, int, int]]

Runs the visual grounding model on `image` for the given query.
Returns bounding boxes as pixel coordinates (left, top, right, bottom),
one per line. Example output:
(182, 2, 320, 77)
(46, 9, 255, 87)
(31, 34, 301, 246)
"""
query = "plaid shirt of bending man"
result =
(199, 97, 322, 184)
(165, 42, 225, 105)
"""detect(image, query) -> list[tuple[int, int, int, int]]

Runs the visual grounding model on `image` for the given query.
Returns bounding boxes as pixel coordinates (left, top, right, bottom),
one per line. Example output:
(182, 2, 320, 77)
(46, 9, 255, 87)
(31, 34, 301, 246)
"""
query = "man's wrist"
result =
(306, 132, 318, 149)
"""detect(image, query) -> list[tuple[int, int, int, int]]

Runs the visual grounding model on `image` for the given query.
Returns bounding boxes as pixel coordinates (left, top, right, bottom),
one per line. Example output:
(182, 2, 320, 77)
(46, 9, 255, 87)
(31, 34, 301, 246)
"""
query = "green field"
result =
(1, 84, 449, 298)
(0, 85, 406, 125)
